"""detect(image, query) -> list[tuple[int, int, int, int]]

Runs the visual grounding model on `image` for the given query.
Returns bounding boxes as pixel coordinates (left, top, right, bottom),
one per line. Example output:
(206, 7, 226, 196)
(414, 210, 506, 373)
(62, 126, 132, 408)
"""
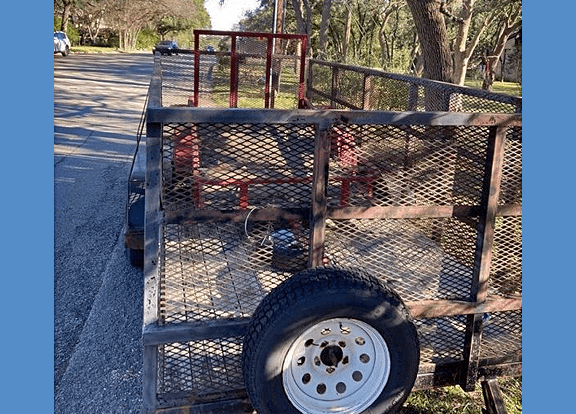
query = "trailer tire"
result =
(129, 248, 143, 268)
(242, 267, 419, 414)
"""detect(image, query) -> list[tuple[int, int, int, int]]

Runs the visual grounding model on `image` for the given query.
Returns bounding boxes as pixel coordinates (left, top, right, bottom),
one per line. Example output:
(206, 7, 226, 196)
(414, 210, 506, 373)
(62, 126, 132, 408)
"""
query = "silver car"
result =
(54, 31, 71, 57)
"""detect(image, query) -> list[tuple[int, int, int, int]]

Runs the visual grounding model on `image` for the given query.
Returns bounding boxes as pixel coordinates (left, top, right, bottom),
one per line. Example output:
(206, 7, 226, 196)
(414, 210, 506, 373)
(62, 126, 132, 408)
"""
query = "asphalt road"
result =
(54, 52, 153, 413)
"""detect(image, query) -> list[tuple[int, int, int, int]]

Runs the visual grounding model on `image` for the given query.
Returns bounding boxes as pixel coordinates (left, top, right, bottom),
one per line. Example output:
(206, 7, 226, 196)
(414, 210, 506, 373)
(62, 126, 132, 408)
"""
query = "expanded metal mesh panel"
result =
(160, 221, 305, 324)
(500, 127, 522, 205)
(161, 122, 315, 213)
(193, 33, 306, 109)
(480, 310, 522, 359)
(449, 93, 518, 114)
(488, 216, 522, 297)
(235, 37, 269, 108)
(368, 77, 414, 111)
(337, 70, 365, 109)
(157, 53, 196, 107)
(415, 316, 467, 364)
(200, 50, 232, 108)
(157, 337, 244, 403)
(326, 125, 488, 208)
(323, 218, 476, 302)
(308, 62, 520, 114)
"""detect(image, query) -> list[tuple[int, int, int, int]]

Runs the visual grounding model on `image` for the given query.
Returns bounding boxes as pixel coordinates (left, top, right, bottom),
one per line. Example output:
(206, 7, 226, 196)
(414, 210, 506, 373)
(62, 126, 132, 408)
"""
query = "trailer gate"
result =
(140, 37, 521, 414)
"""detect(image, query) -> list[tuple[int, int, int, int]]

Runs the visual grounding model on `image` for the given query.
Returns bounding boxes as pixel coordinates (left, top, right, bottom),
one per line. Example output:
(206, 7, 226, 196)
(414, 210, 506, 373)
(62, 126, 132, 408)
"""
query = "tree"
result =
(405, 0, 453, 83)
(55, 0, 76, 33)
(450, 0, 521, 87)
(75, 0, 107, 44)
(318, 0, 332, 58)
(480, 1, 521, 90)
(155, 0, 209, 40)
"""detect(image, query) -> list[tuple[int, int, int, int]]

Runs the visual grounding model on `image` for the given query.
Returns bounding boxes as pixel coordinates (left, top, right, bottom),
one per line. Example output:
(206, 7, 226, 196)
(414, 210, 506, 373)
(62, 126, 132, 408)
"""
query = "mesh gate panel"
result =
(326, 125, 488, 208)
(369, 77, 413, 111)
(160, 222, 301, 324)
(157, 337, 244, 403)
(193, 32, 306, 109)
(480, 310, 522, 359)
(308, 61, 520, 113)
(449, 93, 518, 114)
(157, 53, 196, 107)
(500, 127, 522, 205)
(488, 216, 522, 297)
(415, 316, 467, 364)
(323, 218, 476, 302)
(162, 122, 316, 213)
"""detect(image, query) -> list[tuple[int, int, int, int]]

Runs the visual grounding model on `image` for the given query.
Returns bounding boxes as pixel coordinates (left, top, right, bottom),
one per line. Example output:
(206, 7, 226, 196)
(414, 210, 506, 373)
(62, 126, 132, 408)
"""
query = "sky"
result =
(204, 0, 262, 31)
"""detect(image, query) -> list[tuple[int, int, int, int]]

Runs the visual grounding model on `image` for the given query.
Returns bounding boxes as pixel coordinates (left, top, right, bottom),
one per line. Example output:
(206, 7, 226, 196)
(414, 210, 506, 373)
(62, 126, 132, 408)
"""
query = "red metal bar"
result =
(173, 126, 203, 208)
(194, 29, 307, 41)
(239, 184, 249, 209)
(193, 30, 308, 109)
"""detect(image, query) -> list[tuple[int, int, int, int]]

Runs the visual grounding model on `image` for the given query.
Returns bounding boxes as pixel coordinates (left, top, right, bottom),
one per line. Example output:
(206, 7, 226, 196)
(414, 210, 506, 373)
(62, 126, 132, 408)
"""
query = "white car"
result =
(54, 31, 71, 56)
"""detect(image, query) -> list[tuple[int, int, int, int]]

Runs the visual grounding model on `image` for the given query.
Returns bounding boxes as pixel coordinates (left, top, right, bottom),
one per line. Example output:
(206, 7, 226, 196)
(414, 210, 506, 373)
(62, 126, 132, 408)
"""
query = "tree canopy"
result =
(236, 0, 521, 88)
(55, 0, 521, 89)
(54, 0, 210, 49)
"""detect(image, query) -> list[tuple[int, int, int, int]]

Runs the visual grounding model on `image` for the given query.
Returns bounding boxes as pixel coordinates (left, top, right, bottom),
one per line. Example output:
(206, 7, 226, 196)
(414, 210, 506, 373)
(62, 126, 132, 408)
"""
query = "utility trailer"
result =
(126, 31, 522, 414)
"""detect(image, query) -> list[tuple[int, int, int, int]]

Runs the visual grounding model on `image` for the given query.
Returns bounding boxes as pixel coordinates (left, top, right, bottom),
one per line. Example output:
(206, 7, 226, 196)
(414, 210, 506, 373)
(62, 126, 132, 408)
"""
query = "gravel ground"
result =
(54, 53, 152, 413)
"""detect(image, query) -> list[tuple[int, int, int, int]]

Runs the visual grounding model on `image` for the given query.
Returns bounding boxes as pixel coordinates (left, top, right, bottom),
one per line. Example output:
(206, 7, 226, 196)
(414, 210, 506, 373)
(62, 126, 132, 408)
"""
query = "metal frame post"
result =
(461, 125, 507, 391)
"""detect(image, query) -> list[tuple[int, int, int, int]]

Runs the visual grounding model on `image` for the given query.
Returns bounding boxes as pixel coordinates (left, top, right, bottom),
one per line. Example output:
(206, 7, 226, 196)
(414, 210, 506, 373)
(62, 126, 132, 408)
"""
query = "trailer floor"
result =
(154, 220, 521, 409)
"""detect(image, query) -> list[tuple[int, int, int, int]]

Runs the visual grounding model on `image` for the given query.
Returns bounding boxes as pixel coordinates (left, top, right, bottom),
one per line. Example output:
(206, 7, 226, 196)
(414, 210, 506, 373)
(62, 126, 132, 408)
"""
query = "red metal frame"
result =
(193, 30, 308, 108)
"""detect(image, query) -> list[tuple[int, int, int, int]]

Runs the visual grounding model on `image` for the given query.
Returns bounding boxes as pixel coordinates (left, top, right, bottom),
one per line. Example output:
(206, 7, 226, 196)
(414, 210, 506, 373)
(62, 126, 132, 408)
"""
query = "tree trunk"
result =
(482, 11, 521, 91)
(290, 0, 313, 55)
(342, 2, 353, 62)
(318, 0, 332, 59)
(452, 0, 475, 85)
(377, 10, 393, 68)
(60, 0, 73, 33)
(405, 0, 453, 83)
(406, 0, 453, 110)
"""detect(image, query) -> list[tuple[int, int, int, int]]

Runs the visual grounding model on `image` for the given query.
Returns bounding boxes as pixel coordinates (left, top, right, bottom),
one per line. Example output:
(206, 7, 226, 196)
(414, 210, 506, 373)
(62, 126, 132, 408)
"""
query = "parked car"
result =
(153, 40, 179, 55)
(54, 31, 71, 57)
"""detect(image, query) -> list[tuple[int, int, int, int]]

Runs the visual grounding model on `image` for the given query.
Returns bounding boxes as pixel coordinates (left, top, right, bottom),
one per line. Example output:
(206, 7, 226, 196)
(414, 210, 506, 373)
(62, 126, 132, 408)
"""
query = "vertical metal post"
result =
(230, 35, 238, 108)
(306, 59, 314, 105)
(143, 118, 162, 413)
(461, 125, 507, 391)
(193, 31, 200, 107)
(331, 66, 339, 108)
(362, 74, 372, 110)
(309, 119, 331, 267)
(265, 35, 274, 109)
(408, 83, 418, 111)
(298, 36, 308, 108)
(482, 379, 509, 414)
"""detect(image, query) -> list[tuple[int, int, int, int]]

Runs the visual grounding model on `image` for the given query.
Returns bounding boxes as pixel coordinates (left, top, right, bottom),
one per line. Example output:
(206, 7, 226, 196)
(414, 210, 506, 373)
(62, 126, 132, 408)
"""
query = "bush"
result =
(54, 16, 79, 45)
(137, 28, 160, 50)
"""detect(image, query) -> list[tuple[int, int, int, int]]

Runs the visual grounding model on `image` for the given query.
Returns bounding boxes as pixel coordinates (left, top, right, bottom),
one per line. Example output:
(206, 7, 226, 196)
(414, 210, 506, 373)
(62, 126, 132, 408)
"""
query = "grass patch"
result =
(401, 377, 522, 413)
(210, 60, 302, 109)
(70, 46, 118, 53)
(70, 46, 152, 54)
(464, 79, 522, 97)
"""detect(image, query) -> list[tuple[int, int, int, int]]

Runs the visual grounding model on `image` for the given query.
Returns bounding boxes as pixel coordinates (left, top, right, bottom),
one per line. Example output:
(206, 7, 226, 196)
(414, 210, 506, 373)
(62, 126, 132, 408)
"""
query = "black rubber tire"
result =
(61, 46, 69, 57)
(129, 248, 143, 268)
(242, 267, 420, 414)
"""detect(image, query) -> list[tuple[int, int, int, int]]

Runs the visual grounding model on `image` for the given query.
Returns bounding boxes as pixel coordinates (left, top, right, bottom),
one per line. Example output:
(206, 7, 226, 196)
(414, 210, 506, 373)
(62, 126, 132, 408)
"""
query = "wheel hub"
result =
(282, 318, 391, 414)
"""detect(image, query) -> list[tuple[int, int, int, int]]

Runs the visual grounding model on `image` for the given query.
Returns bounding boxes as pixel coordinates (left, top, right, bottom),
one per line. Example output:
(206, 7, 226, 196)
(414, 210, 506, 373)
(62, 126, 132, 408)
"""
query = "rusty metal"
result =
(192, 30, 308, 109)
(307, 59, 522, 114)
(141, 52, 522, 413)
